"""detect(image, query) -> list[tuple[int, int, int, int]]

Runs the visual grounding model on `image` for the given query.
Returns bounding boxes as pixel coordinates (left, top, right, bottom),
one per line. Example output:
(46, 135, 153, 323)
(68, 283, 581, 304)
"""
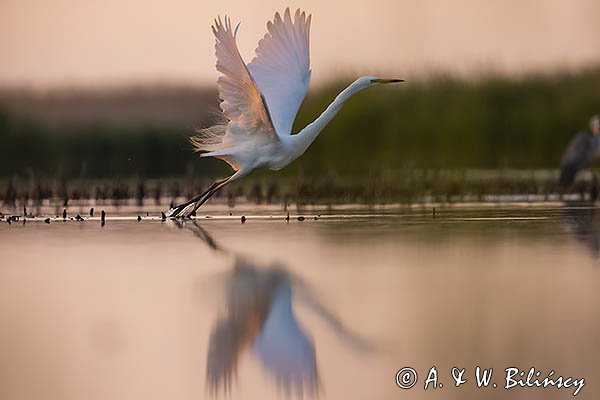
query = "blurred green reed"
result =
(1, 68, 599, 180)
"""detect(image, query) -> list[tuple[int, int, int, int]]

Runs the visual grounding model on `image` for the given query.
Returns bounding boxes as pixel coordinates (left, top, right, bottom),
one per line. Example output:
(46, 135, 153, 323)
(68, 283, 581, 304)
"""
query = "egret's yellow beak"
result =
(371, 78, 404, 84)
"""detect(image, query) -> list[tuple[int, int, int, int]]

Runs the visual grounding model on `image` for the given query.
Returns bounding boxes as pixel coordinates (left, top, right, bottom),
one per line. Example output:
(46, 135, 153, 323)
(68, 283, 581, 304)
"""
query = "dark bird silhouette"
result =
(559, 115, 600, 187)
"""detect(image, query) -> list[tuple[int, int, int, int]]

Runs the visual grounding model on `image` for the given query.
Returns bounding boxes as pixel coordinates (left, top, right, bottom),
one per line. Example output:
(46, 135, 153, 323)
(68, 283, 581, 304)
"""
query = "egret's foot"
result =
(167, 202, 197, 219)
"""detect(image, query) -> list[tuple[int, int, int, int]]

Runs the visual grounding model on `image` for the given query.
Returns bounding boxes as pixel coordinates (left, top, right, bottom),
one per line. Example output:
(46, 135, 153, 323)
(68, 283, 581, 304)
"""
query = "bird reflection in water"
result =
(562, 205, 600, 258)
(174, 221, 372, 397)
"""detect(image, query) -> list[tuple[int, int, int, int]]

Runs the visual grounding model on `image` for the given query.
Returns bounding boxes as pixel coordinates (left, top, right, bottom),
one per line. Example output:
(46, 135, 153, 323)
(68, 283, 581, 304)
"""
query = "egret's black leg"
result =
(186, 176, 234, 216)
(168, 176, 232, 218)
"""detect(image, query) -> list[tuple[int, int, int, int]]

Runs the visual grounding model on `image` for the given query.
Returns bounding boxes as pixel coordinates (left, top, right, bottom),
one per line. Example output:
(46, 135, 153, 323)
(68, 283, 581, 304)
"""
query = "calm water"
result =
(1, 205, 599, 399)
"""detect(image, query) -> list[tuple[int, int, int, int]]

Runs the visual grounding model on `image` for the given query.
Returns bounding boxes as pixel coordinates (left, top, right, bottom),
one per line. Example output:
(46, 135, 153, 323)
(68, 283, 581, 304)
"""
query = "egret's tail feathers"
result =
(190, 125, 228, 153)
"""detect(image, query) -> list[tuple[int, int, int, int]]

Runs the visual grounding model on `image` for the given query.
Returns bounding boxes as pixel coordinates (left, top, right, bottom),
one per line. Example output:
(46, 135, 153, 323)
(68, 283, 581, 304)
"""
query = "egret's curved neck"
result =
(293, 80, 366, 154)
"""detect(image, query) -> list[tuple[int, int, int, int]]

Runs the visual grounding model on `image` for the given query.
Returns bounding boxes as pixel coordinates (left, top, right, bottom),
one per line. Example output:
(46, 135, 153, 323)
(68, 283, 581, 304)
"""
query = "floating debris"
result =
(241, 215, 246, 224)
(90, 207, 94, 217)
(62, 209, 67, 220)
(161, 212, 167, 221)
(44, 218, 51, 224)
(297, 216, 305, 222)
(75, 214, 83, 221)
(22, 207, 34, 218)
(137, 215, 142, 222)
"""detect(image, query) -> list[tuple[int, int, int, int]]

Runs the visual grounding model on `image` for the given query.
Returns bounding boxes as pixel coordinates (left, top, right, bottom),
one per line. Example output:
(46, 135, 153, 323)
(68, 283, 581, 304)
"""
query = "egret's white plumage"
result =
(247, 9, 311, 137)
(169, 8, 402, 217)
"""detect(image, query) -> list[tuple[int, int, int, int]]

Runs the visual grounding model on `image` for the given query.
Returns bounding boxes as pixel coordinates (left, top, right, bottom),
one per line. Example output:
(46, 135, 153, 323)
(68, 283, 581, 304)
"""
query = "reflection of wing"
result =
(206, 259, 273, 394)
(206, 318, 241, 394)
(247, 8, 311, 137)
(292, 273, 375, 353)
(212, 16, 277, 139)
(252, 280, 319, 396)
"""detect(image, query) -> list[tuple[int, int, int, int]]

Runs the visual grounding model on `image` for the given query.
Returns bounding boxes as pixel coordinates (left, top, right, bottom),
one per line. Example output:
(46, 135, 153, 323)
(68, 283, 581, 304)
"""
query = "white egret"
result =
(168, 8, 403, 217)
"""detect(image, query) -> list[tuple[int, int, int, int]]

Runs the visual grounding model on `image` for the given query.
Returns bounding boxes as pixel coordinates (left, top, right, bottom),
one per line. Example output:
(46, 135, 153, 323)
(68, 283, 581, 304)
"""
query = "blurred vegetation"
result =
(1, 68, 599, 181)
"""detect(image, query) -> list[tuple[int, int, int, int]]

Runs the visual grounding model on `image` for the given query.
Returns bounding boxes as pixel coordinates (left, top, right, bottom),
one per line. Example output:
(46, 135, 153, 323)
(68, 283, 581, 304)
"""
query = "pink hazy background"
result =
(1, 0, 600, 88)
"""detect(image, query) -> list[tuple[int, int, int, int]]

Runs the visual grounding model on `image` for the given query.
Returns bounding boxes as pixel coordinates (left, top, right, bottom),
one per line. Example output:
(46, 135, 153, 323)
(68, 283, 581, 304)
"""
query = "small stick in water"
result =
(285, 212, 290, 223)
(90, 208, 94, 217)
(62, 209, 67, 220)
(101, 210, 106, 226)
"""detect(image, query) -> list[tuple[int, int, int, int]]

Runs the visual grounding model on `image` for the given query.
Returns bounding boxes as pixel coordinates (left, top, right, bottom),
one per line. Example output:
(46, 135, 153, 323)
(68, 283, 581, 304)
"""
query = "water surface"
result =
(1, 206, 599, 399)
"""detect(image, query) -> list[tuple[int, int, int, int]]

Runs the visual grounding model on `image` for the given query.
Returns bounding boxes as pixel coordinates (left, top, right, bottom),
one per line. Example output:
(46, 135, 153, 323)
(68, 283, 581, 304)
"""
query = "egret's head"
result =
(355, 75, 404, 89)
(590, 115, 600, 136)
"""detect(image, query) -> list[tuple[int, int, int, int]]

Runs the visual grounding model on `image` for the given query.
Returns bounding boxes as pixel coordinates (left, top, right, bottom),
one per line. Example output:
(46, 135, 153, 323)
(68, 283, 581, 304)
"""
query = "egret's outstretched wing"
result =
(247, 8, 311, 137)
(212, 16, 277, 139)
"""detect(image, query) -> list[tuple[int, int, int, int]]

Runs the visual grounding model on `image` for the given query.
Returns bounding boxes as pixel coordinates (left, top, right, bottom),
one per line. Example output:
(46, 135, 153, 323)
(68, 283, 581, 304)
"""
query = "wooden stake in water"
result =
(90, 207, 94, 217)
(62, 209, 67, 220)
(101, 210, 106, 227)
